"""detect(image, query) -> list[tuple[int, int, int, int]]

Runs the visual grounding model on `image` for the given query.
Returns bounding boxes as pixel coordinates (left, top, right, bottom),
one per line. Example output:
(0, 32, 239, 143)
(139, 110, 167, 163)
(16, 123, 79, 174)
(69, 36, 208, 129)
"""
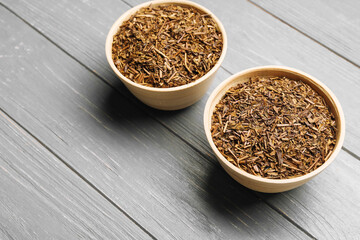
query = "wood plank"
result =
(0, 113, 151, 239)
(2, 0, 360, 237)
(250, 0, 360, 67)
(120, 1, 360, 238)
(0, 6, 309, 239)
(185, 0, 360, 156)
(2, 0, 359, 158)
(261, 149, 360, 239)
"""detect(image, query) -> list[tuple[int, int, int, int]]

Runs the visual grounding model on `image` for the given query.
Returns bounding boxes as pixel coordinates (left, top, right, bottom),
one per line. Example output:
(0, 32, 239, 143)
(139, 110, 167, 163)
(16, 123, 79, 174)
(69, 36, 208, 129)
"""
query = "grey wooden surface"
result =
(0, 0, 359, 239)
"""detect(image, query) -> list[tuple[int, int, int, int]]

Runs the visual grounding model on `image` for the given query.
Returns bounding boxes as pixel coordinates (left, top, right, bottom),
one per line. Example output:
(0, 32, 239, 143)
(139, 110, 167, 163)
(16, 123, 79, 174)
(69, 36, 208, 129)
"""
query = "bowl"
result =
(105, 0, 227, 110)
(204, 66, 345, 193)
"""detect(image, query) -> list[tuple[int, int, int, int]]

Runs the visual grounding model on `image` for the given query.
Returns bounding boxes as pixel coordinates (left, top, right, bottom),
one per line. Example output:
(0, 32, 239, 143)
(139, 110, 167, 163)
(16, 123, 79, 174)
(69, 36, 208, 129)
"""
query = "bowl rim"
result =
(204, 65, 345, 184)
(105, 0, 228, 92)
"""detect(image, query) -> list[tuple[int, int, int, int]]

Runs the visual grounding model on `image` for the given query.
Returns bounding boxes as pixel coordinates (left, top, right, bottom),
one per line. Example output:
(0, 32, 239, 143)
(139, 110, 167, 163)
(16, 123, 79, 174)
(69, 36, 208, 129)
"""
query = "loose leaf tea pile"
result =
(112, 4, 223, 88)
(211, 76, 337, 179)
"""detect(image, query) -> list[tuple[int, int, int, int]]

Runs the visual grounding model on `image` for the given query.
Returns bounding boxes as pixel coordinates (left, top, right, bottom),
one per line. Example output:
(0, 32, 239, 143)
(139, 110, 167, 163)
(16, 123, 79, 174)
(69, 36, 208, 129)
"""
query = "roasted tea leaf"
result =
(112, 4, 223, 88)
(211, 76, 337, 179)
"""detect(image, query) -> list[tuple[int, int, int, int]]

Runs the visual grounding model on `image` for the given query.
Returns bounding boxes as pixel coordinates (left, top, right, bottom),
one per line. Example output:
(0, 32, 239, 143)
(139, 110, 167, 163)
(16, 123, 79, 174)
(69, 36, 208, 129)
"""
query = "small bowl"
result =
(105, 0, 227, 110)
(204, 66, 345, 193)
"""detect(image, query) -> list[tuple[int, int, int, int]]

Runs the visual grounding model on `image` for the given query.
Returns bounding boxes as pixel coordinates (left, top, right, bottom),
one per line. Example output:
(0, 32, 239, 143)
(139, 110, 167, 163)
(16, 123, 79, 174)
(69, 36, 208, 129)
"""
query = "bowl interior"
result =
(204, 66, 345, 183)
(105, 0, 228, 92)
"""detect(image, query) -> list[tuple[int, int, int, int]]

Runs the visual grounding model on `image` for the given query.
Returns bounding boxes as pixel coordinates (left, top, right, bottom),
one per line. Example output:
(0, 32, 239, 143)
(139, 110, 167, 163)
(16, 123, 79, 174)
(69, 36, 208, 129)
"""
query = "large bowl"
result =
(204, 66, 345, 193)
(105, 0, 227, 110)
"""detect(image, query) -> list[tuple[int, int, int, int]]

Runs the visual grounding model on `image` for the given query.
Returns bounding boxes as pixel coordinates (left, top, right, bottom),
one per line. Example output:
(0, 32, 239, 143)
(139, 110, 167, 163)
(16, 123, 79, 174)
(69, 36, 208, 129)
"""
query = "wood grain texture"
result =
(2, 0, 359, 158)
(250, 0, 360, 67)
(0, 113, 151, 240)
(261, 150, 360, 239)
(2, 0, 360, 238)
(0, 6, 308, 240)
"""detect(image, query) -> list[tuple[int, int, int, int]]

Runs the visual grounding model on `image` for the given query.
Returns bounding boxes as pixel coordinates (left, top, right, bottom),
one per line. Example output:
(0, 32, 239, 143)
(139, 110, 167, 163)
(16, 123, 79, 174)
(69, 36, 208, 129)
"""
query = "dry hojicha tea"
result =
(112, 4, 223, 88)
(211, 76, 337, 179)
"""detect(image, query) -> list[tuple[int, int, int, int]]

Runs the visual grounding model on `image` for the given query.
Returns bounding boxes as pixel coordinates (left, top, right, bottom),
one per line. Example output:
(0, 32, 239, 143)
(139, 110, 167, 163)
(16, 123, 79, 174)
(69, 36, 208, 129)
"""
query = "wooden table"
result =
(1, 0, 359, 239)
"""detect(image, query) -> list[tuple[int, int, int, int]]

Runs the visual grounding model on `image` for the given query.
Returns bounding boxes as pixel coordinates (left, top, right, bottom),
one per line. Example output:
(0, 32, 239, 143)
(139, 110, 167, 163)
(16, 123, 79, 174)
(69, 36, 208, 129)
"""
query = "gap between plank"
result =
(119, 0, 133, 8)
(259, 197, 317, 240)
(0, 106, 157, 240)
(1, 2, 356, 238)
(342, 146, 360, 161)
(247, 0, 360, 69)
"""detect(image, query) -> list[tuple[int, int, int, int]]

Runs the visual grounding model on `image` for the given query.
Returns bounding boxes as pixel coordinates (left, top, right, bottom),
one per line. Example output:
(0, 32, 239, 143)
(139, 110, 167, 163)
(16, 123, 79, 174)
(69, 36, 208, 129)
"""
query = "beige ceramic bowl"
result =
(105, 0, 227, 110)
(204, 66, 345, 193)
